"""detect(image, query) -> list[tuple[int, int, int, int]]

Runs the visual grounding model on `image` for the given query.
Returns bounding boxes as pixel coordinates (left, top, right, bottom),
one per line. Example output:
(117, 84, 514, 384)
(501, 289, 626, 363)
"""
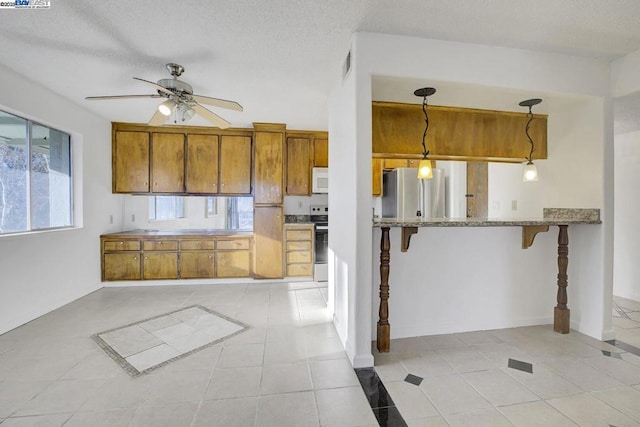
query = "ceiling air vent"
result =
(343, 49, 352, 79)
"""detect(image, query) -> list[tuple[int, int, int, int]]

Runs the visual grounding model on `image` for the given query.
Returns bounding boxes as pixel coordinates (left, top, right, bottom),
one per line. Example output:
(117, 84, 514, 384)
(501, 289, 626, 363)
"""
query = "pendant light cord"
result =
(421, 95, 430, 159)
(525, 106, 535, 162)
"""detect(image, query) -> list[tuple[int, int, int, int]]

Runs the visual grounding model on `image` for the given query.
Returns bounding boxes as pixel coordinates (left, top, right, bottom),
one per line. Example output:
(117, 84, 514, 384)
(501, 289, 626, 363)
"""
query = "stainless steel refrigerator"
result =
(382, 167, 445, 220)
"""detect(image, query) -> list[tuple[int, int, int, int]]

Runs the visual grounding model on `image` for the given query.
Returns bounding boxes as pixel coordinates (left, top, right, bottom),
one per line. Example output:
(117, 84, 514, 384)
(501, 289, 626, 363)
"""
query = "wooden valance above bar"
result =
(372, 101, 548, 162)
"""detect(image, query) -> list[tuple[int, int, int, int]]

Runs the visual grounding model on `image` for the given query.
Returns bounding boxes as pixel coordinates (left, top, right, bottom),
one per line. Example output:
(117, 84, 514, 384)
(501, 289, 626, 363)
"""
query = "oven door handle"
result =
(315, 225, 329, 230)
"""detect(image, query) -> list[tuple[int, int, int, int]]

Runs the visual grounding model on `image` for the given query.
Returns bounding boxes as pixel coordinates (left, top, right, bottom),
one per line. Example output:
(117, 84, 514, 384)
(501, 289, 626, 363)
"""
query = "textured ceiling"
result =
(1, 0, 640, 130)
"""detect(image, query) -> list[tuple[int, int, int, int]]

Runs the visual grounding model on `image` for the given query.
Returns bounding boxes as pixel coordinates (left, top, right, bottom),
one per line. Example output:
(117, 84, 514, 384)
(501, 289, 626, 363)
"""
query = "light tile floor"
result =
(373, 295, 640, 426)
(1, 285, 640, 426)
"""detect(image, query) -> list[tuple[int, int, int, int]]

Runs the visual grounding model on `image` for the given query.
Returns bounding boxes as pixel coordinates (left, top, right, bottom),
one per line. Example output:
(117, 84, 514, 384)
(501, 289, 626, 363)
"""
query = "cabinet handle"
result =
(144, 256, 148, 260)
(208, 255, 213, 259)
(133, 256, 138, 260)
(119, 241, 124, 245)
(144, 182, 148, 186)
(158, 241, 163, 245)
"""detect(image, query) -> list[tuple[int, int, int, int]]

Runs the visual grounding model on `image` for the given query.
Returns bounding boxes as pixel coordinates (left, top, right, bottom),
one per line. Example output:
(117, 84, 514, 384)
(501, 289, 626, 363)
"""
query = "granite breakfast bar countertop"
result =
(372, 208, 603, 353)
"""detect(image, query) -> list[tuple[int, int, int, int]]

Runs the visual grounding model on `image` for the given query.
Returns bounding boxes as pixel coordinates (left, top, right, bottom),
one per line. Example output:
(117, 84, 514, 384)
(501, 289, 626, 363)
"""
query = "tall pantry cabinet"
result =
(253, 123, 285, 279)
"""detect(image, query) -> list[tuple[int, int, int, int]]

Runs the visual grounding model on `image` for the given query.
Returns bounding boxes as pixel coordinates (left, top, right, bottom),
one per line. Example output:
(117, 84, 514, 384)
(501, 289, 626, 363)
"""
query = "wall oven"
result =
(310, 205, 328, 282)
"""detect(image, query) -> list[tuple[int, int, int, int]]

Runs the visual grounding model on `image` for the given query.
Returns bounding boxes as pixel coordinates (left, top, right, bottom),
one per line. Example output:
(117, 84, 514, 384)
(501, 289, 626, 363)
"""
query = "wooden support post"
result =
(377, 227, 391, 352)
(554, 225, 570, 333)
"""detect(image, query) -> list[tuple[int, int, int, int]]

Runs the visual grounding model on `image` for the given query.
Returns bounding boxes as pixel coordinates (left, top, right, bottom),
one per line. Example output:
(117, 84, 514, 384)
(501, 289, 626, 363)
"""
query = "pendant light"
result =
(414, 87, 436, 179)
(519, 98, 542, 182)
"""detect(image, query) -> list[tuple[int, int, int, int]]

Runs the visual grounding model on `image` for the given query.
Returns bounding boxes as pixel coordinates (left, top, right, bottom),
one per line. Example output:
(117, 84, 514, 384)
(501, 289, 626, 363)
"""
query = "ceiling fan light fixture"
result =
(176, 103, 196, 122)
(158, 100, 174, 116)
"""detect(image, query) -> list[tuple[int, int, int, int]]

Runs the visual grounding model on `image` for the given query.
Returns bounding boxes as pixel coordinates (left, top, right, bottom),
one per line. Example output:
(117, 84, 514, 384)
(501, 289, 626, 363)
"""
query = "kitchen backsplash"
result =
(283, 194, 328, 215)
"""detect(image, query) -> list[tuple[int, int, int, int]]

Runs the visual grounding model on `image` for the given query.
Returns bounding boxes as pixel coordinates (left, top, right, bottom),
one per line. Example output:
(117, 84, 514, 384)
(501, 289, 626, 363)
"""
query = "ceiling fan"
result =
(86, 63, 242, 128)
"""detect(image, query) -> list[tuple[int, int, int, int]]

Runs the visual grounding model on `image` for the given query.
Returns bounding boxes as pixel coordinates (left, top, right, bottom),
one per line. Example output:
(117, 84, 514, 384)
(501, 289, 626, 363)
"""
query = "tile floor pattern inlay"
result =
(2, 287, 640, 426)
(92, 305, 247, 376)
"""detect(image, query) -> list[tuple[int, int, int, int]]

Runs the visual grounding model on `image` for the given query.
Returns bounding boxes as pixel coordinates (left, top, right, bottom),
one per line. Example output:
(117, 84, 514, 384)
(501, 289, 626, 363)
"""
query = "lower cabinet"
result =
(143, 252, 179, 280)
(178, 251, 215, 279)
(284, 224, 314, 278)
(101, 234, 252, 281)
(103, 252, 141, 281)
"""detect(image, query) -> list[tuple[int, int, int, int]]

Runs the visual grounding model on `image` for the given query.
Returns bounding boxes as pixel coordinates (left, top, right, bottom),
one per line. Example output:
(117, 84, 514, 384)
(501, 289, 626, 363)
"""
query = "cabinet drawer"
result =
(103, 240, 141, 251)
(286, 251, 312, 263)
(142, 240, 179, 251)
(180, 240, 215, 250)
(286, 263, 313, 277)
(285, 230, 313, 241)
(216, 239, 250, 250)
(286, 241, 311, 251)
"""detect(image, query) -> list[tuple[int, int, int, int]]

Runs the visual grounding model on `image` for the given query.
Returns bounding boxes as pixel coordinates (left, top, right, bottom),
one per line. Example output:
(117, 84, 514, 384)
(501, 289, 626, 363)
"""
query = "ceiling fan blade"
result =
(133, 77, 174, 96)
(148, 109, 166, 126)
(85, 94, 163, 100)
(192, 104, 231, 129)
(191, 95, 243, 111)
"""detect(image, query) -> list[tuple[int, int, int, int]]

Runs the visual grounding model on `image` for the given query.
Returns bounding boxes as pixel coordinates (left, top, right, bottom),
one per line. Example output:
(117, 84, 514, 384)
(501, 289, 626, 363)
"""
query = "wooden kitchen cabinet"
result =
(113, 131, 150, 193)
(186, 134, 219, 193)
(254, 206, 283, 279)
(286, 137, 311, 195)
(217, 250, 251, 277)
(180, 251, 215, 278)
(151, 133, 185, 193)
(101, 233, 252, 281)
(219, 135, 252, 194)
(284, 224, 314, 277)
(254, 126, 284, 204)
(103, 252, 141, 281)
(143, 252, 179, 279)
(372, 158, 383, 196)
(313, 138, 328, 167)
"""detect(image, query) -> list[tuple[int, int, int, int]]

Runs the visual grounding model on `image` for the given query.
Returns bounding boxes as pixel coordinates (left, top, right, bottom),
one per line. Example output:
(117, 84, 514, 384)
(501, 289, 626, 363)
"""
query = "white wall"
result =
(613, 131, 640, 300)
(328, 32, 614, 367)
(0, 64, 118, 335)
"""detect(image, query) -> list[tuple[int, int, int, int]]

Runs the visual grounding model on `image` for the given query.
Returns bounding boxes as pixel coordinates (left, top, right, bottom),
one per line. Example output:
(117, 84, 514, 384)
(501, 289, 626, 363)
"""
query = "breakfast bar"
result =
(372, 208, 601, 352)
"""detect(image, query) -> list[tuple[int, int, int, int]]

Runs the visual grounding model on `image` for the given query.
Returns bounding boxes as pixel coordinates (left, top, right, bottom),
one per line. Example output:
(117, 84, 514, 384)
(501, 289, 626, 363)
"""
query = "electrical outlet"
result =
(511, 200, 518, 211)
(109, 214, 113, 224)
(131, 214, 136, 222)
(298, 201, 303, 209)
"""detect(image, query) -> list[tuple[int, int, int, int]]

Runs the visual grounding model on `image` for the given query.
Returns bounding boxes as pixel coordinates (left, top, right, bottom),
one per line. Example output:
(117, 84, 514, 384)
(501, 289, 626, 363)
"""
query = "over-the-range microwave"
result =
(312, 167, 329, 193)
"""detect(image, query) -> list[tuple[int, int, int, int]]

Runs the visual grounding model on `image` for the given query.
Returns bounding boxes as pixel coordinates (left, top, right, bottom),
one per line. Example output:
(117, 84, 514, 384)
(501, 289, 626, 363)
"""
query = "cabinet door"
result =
(113, 131, 150, 193)
(254, 132, 283, 204)
(216, 251, 251, 278)
(220, 135, 252, 194)
(143, 253, 179, 279)
(151, 133, 185, 193)
(286, 137, 311, 195)
(103, 253, 141, 281)
(254, 206, 283, 278)
(372, 158, 383, 196)
(314, 138, 328, 167)
(186, 134, 218, 194)
(180, 251, 215, 279)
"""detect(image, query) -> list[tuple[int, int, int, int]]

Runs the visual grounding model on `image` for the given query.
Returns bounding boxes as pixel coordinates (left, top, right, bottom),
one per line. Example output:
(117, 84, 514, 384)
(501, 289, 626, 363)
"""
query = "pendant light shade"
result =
(519, 98, 542, 182)
(417, 159, 433, 179)
(522, 161, 539, 182)
(414, 87, 436, 179)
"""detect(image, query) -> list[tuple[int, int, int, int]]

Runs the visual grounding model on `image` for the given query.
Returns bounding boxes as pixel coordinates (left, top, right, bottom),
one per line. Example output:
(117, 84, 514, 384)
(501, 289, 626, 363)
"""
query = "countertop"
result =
(373, 208, 601, 228)
(101, 229, 253, 237)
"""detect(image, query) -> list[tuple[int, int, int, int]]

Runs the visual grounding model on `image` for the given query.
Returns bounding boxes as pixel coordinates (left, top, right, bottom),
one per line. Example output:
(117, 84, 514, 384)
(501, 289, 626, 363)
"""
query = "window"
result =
(206, 196, 253, 230)
(148, 196, 184, 220)
(0, 110, 72, 234)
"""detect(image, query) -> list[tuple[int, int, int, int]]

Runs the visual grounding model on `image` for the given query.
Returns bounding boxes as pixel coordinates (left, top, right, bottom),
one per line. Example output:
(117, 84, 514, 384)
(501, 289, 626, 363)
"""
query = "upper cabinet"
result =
(254, 123, 285, 204)
(112, 123, 252, 195)
(313, 138, 328, 167)
(372, 102, 547, 161)
(284, 130, 328, 196)
(219, 135, 252, 194)
(152, 133, 185, 193)
(113, 131, 150, 193)
(186, 134, 218, 193)
(286, 137, 311, 195)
